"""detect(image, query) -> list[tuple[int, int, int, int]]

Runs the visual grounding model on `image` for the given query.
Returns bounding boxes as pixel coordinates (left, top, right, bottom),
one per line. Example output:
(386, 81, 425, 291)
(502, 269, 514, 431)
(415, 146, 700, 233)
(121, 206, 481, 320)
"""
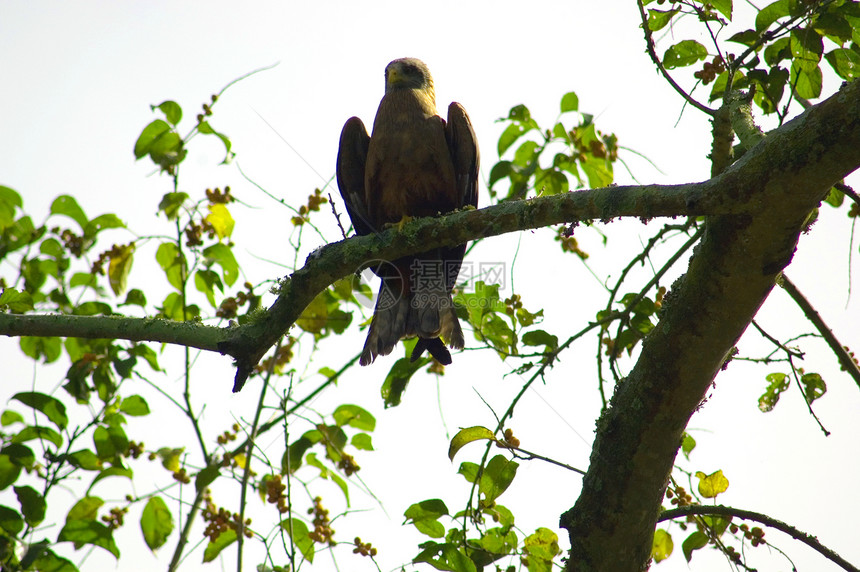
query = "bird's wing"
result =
(336, 116, 374, 236)
(445, 102, 480, 210)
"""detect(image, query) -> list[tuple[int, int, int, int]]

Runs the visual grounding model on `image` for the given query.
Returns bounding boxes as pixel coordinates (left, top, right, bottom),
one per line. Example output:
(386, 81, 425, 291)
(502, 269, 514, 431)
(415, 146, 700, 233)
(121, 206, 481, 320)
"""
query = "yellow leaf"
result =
(206, 203, 235, 240)
(157, 447, 185, 472)
(695, 469, 729, 498)
(233, 453, 246, 469)
(652, 528, 674, 562)
(108, 243, 135, 295)
(447, 426, 495, 461)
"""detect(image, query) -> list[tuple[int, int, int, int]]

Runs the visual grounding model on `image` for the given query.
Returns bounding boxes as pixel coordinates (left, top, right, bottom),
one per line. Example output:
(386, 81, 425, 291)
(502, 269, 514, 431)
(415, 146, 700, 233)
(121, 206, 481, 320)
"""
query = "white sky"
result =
(1, 2, 859, 571)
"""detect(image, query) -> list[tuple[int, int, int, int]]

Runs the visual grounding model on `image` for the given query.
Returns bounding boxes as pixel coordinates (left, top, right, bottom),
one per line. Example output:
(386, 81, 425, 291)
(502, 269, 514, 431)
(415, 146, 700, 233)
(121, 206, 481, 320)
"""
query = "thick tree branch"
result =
(659, 505, 859, 572)
(559, 79, 860, 570)
(1, 81, 859, 398)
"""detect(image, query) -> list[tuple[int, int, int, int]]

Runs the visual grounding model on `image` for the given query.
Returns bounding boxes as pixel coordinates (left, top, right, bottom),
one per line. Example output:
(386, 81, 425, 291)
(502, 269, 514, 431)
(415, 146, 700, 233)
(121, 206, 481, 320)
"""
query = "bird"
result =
(335, 57, 479, 366)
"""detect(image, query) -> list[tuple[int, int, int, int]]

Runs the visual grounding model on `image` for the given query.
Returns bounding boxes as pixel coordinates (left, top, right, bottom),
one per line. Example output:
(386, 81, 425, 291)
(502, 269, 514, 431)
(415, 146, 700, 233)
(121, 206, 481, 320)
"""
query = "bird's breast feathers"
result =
(365, 98, 457, 223)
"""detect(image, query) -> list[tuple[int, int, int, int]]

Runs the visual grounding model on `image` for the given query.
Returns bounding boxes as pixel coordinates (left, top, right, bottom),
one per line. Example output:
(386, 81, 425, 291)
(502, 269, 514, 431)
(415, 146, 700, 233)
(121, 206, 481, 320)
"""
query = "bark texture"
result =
(559, 80, 860, 570)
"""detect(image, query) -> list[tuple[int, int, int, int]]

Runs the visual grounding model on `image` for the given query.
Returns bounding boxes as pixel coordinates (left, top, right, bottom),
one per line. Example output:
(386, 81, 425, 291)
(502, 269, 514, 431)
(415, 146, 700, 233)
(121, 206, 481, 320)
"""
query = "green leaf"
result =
(448, 426, 495, 461)
(0, 454, 22, 489)
(498, 122, 532, 156)
(13, 425, 63, 449)
(414, 541, 477, 572)
(332, 404, 376, 431)
(15, 485, 46, 525)
(351, 432, 373, 451)
(470, 526, 518, 564)
(121, 288, 147, 308)
(88, 466, 133, 493)
(695, 469, 729, 498)
(755, 0, 789, 32)
(480, 455, 518, 504)
(156, 242, 186, 292)
(92, 425, 123, 460)
(682, 530, 709, 561)
(58, 519, 120, 558)
(458, 461, 480, 485)
(119, 395, 150, 416)
(73, 301, 113, 316)
(1, 410, 25, 426)
(381, 357, 425, 408)
(790, 28, 823, 71)
(681, 432, 696, 460)
(488, 161, 512, 190)
(647, 8, 680, 31)
(203, 243, 239, 286)
(825, 47, 860, 79)
(405, 499, 449, 538)
(197, 121, 234, 164)
(134, 119, 171, 159)
(711, 0, 732, 20)
(105, 244, 133, 297)
(84, 213, 125, 239)
(66, 449, 102, 471)
(759, 372, 790, 412)
(147, 131, 185, 169)
(521, 329, 558, 350)
(0, 186, 22, 229)
(0, 505, 25, 535)
(652, 529, 674, 562)
(194, 269, 223, 307)
(20, 336, 63, 363)
(12, 392, 68, 430)
(158, 192, 188, 220)
(50, 195, 88, 230)
(153, 100, 182, 125)
(702, 514, 732, 536)
(800, 372, 826, 403)
(281, 518, 314, 562)
(560, 91, 579, 113)
(523, 527, 560, 571)
(663, 40, 708, 69)
(141, 496, 173, 550)
(195, 465, 220, 493)
(202, 528, 236, 562)
(67, 496, 105, 520)
(480, 313, 515, 354)
(0, 287, 34, 312)
(1, 443, 35, 470)
(31, 549, 78, 572)
(283, 434, 317, 474)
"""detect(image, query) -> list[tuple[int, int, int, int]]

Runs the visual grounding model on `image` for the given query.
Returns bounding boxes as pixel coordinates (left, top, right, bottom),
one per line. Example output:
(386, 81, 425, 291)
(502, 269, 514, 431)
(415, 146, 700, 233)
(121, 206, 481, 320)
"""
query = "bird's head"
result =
(385, 58, 435, 96)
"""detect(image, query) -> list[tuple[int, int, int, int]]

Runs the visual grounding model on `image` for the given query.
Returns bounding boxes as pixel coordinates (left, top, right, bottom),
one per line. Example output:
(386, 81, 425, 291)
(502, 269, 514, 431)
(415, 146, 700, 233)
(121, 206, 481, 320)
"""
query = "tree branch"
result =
(559, 77, 860, 570)
(779, 274, 860, 391)
(2, 80, 859, 398)
(659, 505, 860, 572)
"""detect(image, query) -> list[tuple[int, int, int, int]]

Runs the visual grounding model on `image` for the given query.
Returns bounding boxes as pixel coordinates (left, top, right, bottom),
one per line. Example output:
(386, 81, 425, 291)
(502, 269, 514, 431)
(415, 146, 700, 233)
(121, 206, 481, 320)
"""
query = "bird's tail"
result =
(360, 278, 409, 366)
(359, 280, 464, 366)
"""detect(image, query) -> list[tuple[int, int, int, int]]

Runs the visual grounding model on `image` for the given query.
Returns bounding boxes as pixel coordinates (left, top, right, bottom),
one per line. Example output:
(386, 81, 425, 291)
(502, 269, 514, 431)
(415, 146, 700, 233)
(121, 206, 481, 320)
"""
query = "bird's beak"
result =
(387, 68, 401, 87)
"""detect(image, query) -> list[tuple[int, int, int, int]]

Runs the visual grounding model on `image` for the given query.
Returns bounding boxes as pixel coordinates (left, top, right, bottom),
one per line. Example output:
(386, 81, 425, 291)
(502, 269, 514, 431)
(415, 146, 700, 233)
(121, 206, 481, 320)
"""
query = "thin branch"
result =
(507, 445, 586, 475)
(636, 0, 716, 117)
(780, 274, 860, 391)
(659, 505, 859, 572)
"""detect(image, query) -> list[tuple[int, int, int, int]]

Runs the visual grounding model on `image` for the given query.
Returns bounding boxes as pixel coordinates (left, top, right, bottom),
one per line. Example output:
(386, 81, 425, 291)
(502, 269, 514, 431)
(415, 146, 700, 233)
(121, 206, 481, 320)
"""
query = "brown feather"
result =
(335, 58, 479, 365)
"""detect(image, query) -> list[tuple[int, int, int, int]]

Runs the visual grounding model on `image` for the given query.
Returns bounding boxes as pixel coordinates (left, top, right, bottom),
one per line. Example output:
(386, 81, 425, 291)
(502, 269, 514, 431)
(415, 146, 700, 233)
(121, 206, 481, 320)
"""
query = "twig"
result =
(780, 274, 860, 391)
(636, 0, 716, 117)
(237, 340, 280, 570)
(659, 504, 859, 572)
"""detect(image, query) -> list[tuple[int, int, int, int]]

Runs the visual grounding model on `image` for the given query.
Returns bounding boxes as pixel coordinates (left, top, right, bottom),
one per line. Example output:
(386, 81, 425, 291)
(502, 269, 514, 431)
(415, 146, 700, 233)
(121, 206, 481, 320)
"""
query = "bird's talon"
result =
(384, 215, 414, 232)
